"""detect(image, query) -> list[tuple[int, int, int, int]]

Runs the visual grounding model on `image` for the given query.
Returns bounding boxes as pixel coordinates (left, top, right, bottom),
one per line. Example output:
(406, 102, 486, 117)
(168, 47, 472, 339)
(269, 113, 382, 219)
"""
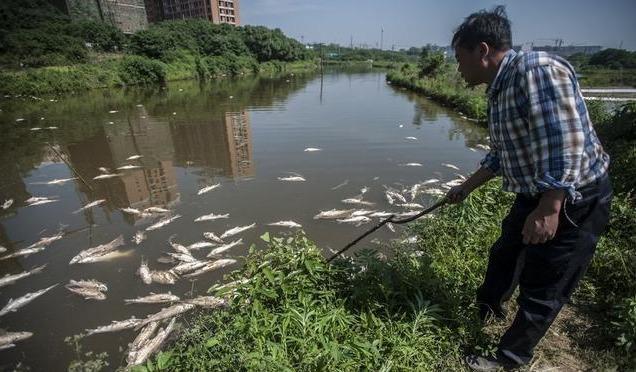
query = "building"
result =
(531, 45, 603, 58)
(50, 0, 148, 34)
(154, 0, 240, 25)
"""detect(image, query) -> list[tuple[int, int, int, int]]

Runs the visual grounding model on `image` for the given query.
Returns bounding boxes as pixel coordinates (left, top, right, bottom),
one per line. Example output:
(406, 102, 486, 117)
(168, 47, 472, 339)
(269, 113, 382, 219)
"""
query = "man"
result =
(445, 6, 613, 371)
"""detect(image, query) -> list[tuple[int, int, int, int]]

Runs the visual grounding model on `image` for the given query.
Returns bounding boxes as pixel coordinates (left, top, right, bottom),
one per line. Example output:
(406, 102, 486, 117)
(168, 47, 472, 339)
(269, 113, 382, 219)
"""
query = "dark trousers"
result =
(477, 175, 613, 365)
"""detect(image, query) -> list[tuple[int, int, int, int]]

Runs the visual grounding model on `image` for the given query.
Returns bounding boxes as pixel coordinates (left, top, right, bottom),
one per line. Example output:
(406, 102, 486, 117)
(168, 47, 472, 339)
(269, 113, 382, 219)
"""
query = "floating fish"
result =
(331, 179, 349, 190)
(341, 198, 375, 207)
(166, 252, 197, 263)
(304, 147, 322, 152)
(137, 259, 152, 285)
(69, 235, 124, 265)
(117, 165, 142, 171)
(93, 173, 122, 180)
(386, 222, 396, 232)
(441, 163, 460, 171)
(65, 279, 108, 300)
(277, 176, 306, 182)
(26, 232, 64, 249)
(108, 110, 118, 114)
(203, 232, 224, 244)
(122, 207, 142, 215)
(183, 259, 237, 278)
(171, 260, 207, 275)
(404, 136, 418, 140)
(0, 246, 5, 254)
(385, 190, 407, 204)
(369, 211, 393, 218)
(2, 199, 13, 210)
(85, 317, 142, 336)
(360, 186, 370, 195)
(194, 212, 229, 222)
(0, 247, 46, 261)
(136, 303, 195, 329)
(409, 184, 421, 200)
(73, 199, 106, 214)
(0, 284, 58, 317)
(15, 118, 25, 122)
(0, 265, 47, 288)
(197, 183, 221, 195)
(220, 223, 256, 240)
(475, 144, 491, 151)
(25, 196, 58, 206)
(127, 318, 176, 367)
(132, 231, 146, 245)
(126, 322, 159, 366)
(187, 241, 216, 250)
(350, 210, 375, 217)
(146, 215, 181, 231)
(0, 331, 33, 351)
(183, 296, 227, 309)
(397, 203, 424, 209)
(35, 177, 77, 185)
(402, 236, 420, 244)
(167, 237, 189, 255)
(336, 216, 371, 227)
(144, 207, 170, 214)
(444, 179, 464, 188)
(150, 270, 178, 285)
(421, 188, 446, 196)
(400, 163, 423, 167)
(126, 155, 143, 161)
(98, 167, 110, 173)
(420, 178, 440, 186)
(313, 209, 354, 220)
(207, 239, 242, 257)
(267, 221, 302, 228)
(125, 293, 180, 304)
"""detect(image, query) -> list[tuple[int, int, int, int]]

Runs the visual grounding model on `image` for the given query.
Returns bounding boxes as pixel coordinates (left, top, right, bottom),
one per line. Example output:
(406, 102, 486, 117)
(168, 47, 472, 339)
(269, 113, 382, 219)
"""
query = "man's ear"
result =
(478, 42, 490, 62)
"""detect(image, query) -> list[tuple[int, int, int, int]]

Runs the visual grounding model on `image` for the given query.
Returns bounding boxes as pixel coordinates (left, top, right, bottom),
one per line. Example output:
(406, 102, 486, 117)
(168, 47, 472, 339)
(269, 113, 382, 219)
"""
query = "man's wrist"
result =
(537, 189, 565, 214)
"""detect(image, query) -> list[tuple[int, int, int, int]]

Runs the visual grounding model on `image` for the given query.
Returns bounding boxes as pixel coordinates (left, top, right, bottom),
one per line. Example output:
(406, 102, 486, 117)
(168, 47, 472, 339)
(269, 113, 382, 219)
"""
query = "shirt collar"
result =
(486, 49, 517, 98)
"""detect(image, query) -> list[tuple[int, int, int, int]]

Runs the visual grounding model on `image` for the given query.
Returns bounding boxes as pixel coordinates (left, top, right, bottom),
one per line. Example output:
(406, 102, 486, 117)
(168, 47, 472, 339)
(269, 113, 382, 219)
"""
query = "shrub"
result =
(118, 56, 166, 85)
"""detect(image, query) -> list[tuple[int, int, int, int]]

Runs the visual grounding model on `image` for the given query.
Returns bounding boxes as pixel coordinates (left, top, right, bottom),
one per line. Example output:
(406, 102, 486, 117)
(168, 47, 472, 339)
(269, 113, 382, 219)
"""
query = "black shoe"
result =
(465, 354, 518, 371)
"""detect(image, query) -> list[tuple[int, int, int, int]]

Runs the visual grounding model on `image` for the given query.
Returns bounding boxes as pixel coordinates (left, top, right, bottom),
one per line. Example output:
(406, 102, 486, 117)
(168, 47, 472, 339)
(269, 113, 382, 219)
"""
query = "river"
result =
(0, 68, 489, 370)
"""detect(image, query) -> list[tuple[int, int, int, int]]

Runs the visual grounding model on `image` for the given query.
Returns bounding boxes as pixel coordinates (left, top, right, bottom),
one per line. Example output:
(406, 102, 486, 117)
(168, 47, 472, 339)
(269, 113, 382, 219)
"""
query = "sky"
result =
(240, 0, 636, 50)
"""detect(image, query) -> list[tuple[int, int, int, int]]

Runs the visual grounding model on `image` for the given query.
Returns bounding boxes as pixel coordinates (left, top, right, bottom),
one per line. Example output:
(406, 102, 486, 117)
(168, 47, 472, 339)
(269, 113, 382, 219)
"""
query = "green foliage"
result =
(2, 27, 88, 67)
(613, 296, 636, 360)
(418, 48, 446, 77)
(196, 54, 258, 78)
(241, 26, 310, 62)
(118, 56, 167, 85)
(588, 48, 636, 69)
(311, 43, 413, 63)
(66, 20, 125, 52)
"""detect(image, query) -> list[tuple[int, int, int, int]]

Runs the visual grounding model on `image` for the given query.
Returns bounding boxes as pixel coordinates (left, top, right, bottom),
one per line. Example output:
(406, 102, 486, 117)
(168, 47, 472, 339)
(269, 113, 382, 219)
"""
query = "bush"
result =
(66, 20, 125, 52)
(2, 28, 88, 67)
(118, 56, 166, 85)
(613, 296, 636, 361)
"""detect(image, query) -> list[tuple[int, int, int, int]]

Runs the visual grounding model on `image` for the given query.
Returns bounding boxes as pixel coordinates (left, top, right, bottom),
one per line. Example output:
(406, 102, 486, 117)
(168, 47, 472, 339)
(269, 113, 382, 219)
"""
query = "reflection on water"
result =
(0, 69, 489, 370)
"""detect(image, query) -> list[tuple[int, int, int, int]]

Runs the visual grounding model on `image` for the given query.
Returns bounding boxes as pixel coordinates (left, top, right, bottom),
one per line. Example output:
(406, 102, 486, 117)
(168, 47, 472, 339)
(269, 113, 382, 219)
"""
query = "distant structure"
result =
(50, 0, 148, 34)
(149, 0, 240, 25)
(531, 45, 603, 58)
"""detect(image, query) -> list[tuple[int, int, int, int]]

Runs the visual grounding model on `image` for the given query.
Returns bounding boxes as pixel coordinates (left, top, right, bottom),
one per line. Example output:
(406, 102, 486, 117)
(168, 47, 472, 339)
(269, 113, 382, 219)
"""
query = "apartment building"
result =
(156, 0, 240, 25)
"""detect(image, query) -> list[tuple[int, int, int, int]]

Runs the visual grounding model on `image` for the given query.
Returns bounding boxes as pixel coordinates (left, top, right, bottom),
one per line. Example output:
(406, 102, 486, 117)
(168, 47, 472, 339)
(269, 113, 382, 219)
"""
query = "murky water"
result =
(0, 68, 488, 370)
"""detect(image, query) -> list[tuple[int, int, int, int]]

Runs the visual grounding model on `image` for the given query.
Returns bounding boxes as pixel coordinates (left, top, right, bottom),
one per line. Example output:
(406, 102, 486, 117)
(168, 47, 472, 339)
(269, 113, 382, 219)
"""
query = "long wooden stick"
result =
(326, 198, 446, 263)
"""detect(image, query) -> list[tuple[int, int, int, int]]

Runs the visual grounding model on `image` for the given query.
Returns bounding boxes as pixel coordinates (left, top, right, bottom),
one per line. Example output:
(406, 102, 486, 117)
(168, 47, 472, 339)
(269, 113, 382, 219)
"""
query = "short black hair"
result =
(452, 5, 512, 51)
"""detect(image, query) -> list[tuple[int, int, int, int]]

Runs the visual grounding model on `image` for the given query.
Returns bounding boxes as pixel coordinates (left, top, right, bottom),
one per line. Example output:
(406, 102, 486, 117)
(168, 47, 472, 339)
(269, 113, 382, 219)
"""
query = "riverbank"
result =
(0, 56, 319, 96)
(147, 101, 635, 370)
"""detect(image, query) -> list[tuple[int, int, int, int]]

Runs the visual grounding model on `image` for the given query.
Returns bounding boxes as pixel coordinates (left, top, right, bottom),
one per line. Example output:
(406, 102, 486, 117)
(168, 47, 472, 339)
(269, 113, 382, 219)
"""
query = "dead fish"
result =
(122, 207, 142, 215)
(25, 197, 58, 206)
(26, 232, 64, 249)
(267, 221, 302, 228)
(331, 179, 349, 190)
(168, 237, 190, 255)
(85, 317, 142, 336)
(183, 296, 227, 309)
(313, 209, 354, 220)
(166, 252, 196, 263)
(150, 270, 178, 285)
(400, 162, 423, 167)
(395, 211, 422, 218)
(127, 322, 159, 363)
(171, 260, 208, 275)
(341, 198, 375, 207)
(475, 144, 491, 151)
(197, 183, 221, 195)
(441, 163, 460, 171)
(143, 207, 170, 214)
(207, 239, 242, 257)
(386, 222, 396, 232)
(69, 235, 124, 265)
(117, 165, 142, 171)
(194, 212, 230, 222)
(187, 241, 216, 250)
(98, 167, 110, 173)
(336, 216, 371, 226)
(108, 110, 118, 114)
(409, 184, 421, 200)
(350, 210, 375, 217)
(78, 249, 134, 263)
(146, 215, 181, 231)
(277, 176, 306, 182)
(209, 278, 249, 294)
(385, 192, 394, 205)
(2, 199, 13, 210)
(136, 303, 195, 329)
(0, 265, 47, 288)
(421, 188, 446, 196)
(304, 147, 322, 152)
(125, 293, 181, 305)
(220, 223, 256, 240)
(0, 331, 33, 350)
(360, 186, 370, 195)
(65, 281, 107, 301)
(0, 246, 6, 254)
(402, 236, 420, 244)
(68, 279, 108, 292)
(203, 232, 224, 244)
(444, 179, 464, 188)
(0, 284, 58, 317)
(93, 173, 122, 180)
(183, 259, 238, 278)
(34, 177, 77, 185)
(385, 190, 407, 204)
(132, 231, 146, 245)
(369, 211, 393, 218)
(73, 199, 106, 214)
(138, 259, 152, 285)
(397, 203, 424, 209)
(127, 318, 176, 367)
(15, 118, 25, 122)
(404, 136, 418, 140)
(0, 247, 46, 261)
(157, 256, 175, 264)
(126, 155, 143, 161)
(420, 178, 440, 185)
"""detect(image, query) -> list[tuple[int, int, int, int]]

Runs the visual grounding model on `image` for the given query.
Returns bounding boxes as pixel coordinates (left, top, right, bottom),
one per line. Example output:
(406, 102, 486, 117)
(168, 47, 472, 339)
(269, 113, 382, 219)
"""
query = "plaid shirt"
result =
(480, 50, 609, 201)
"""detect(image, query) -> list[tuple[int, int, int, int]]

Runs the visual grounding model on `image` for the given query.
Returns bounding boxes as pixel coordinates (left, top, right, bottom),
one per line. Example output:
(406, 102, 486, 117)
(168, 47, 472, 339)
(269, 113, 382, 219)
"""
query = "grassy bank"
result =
(386, 64, 487, 122)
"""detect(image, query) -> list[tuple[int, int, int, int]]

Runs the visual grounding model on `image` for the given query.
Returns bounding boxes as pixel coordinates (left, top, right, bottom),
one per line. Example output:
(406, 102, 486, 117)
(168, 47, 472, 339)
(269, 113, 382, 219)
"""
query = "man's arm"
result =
(446, 166, 496, 203)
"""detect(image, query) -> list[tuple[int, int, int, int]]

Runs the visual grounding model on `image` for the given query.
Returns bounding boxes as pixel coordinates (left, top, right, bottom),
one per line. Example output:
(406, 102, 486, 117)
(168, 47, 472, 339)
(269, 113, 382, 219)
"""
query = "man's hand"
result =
(522, 189, 566, 245)
(446, 185, 470, 204)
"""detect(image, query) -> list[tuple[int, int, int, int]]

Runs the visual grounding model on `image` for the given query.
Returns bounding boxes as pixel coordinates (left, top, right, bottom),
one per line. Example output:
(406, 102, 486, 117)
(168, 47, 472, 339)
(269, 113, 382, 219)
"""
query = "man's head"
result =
(452, 6, 512, 86)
